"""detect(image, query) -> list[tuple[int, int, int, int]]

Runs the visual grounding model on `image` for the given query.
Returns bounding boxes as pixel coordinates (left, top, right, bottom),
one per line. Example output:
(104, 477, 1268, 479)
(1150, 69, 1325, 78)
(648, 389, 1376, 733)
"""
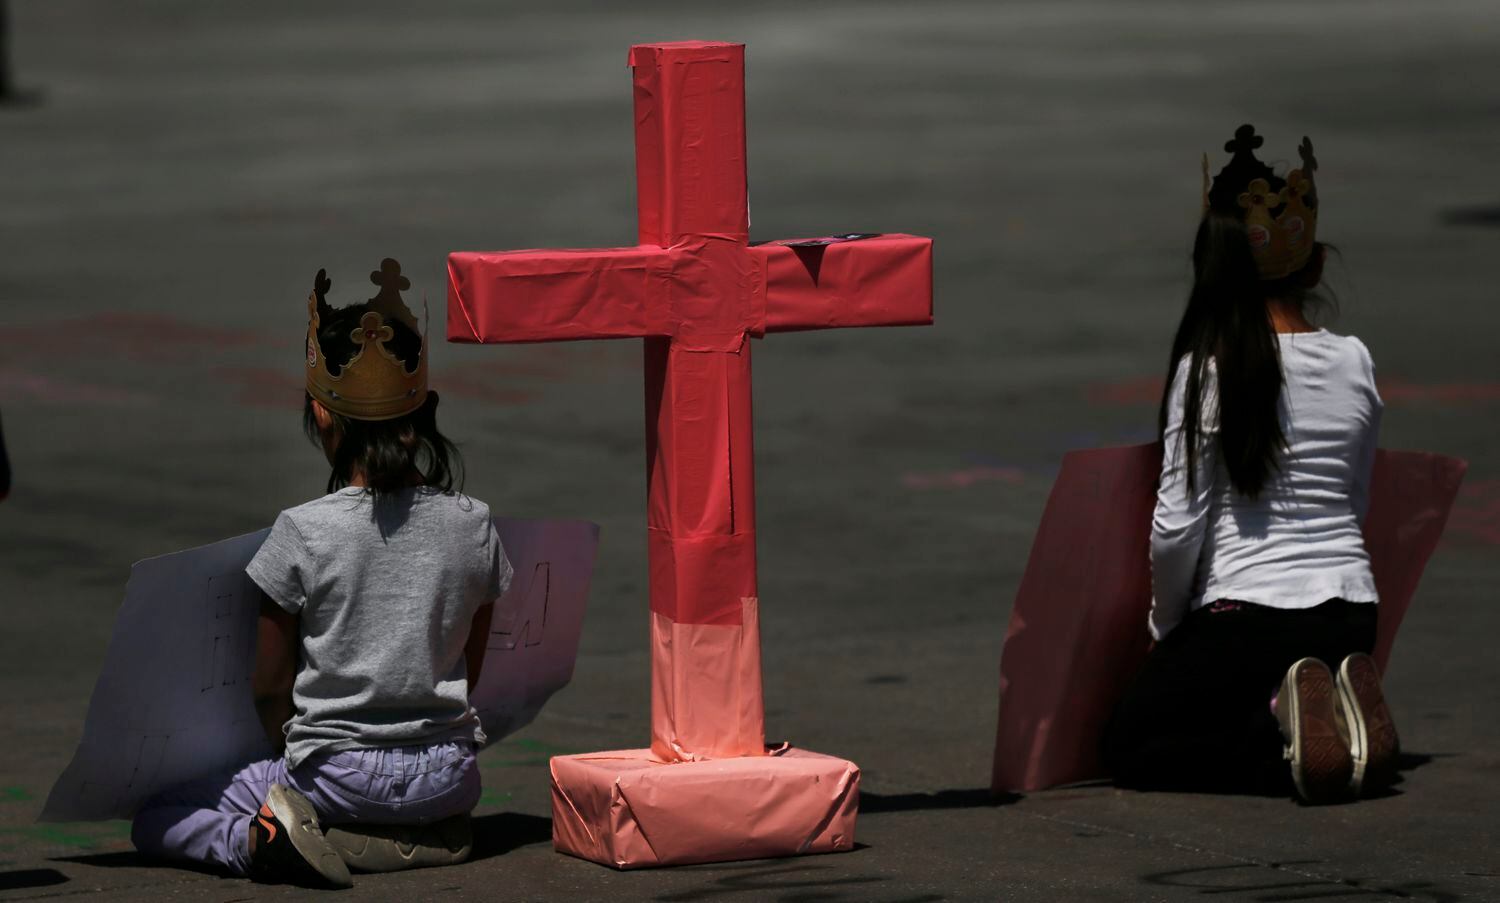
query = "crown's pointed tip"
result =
(1299, 136, 1318, 169)
(371, 257, 411, 292)
(1224, 123, 1265, 155)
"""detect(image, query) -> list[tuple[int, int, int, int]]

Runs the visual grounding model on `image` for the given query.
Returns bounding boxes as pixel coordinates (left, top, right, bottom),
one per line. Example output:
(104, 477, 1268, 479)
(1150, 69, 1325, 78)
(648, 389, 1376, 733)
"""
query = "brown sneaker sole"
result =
(1277, 658, 1353, 804)
(1338, 653, 1400, 793)
(324, 814, 473, 874)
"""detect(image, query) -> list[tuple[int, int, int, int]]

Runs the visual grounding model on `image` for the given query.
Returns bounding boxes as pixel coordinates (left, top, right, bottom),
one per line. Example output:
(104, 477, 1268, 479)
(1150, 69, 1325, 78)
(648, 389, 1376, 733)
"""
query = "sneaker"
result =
(249, 784, 353, 889)
(324, 814, 473, 873)
(1276, 658, 1353, 804)
(1336, 652, 1400, 794)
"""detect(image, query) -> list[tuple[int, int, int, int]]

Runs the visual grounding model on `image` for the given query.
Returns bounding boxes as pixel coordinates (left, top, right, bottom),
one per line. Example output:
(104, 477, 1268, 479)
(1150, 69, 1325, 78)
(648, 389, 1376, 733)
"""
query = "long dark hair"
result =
(1159, 213, 1330, 498)
(304, 305, 463, 498)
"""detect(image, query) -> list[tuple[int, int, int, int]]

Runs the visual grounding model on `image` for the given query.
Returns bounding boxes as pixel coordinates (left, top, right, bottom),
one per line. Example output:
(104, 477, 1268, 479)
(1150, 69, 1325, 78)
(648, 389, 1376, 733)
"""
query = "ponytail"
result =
(1159, 213, 1287, 498)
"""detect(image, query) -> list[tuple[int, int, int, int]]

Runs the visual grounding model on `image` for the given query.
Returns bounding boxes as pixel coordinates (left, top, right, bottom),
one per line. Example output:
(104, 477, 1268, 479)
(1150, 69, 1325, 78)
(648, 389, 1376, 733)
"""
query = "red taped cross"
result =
(447, 41, 933, 761)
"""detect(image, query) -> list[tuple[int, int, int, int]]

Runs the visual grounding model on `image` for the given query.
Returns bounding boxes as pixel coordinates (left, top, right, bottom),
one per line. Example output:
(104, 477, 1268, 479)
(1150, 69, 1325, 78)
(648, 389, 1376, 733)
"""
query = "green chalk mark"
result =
(0, 786, 34, 803)
(512, 737, 578, 755)
(0, 820, 133, 851)
(482, 736, 581, 769)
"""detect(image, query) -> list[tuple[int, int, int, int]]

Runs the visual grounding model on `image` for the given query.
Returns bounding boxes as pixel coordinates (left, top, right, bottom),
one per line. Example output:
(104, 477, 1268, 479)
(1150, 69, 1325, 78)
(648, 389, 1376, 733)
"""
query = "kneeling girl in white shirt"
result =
(1103, 126, 1395, 804)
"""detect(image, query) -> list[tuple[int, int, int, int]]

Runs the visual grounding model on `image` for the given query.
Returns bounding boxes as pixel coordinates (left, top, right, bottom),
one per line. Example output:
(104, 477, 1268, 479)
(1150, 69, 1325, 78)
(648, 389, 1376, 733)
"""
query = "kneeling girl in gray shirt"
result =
(132, 260, 511, 887)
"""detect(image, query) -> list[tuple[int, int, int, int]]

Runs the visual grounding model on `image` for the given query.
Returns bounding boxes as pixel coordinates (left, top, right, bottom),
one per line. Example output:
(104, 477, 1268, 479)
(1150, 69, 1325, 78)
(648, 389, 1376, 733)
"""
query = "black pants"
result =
(1102, 599, 1376, 793)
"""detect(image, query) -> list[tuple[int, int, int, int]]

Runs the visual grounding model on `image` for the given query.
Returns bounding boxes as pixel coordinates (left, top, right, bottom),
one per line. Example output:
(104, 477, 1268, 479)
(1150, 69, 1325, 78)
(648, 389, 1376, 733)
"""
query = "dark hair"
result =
(1158, 213, 1332, 498)
(304, 305, 463, 497)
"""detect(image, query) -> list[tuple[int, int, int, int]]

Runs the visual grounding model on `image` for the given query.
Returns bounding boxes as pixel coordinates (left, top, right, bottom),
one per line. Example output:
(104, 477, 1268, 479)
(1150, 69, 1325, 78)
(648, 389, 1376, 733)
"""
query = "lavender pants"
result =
(131, 739, 480, 876)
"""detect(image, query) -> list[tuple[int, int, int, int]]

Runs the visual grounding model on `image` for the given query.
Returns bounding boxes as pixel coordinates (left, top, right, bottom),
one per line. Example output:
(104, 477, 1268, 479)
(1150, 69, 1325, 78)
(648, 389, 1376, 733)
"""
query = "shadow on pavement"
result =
(51, 850, 224, 878)
(1395, 751, 1447, 770)
(1357, 751, 1449, 800)
(1441, 204, 1500, 227)
(50, 851, 150, 869)
(860, 788, 1021, 813)
(1098, 751, 1446, 803)
(469, 811, 552, 861)
(652, 858, 942, 903)
(0, 868, 69, 891)
(49, 812, 552, 873)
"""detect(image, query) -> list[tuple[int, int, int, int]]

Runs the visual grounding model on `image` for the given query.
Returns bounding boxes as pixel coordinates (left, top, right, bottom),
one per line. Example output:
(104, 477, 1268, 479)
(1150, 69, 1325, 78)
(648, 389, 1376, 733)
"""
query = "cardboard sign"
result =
(990, 445, 1466, 794)
(41, 517, 599, 822)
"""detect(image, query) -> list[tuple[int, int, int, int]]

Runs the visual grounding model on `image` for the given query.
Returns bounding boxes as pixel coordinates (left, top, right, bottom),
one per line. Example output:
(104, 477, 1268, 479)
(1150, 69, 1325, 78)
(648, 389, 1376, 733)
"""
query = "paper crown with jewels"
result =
(305, 258, 428, 421)
(1202, 124, 1320, 281)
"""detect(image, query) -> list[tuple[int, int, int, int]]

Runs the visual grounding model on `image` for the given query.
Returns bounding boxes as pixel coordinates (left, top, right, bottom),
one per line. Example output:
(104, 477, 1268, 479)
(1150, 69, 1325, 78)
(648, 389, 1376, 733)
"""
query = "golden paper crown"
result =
(1202, 124, 1319, 281)
(305, 258, 428, 421)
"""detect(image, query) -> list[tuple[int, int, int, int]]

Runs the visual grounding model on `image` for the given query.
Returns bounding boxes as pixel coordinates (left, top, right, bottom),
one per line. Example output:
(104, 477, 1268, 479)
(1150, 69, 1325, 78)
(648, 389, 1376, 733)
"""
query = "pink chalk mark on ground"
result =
(435, 346, 627, 407)
(458, 359, 570, 380)
(1376, 379, 1500, 404)
(1087, 376, 1164, 406)
(214, 367, 301, 409)
(0, 370, 151, 405)
(8, 312, 272, 363)
(1449, 479, 1500, 546)
(212, 366, 540, 410)
(438, 372, 537, 407)
(903, 466, 1026, 490)
(1087, 375, 1500, 406)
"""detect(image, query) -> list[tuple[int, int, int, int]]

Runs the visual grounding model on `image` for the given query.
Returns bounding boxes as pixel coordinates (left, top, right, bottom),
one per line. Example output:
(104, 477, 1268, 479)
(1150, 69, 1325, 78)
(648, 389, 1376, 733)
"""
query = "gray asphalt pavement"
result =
(2, 1, 1498, 900)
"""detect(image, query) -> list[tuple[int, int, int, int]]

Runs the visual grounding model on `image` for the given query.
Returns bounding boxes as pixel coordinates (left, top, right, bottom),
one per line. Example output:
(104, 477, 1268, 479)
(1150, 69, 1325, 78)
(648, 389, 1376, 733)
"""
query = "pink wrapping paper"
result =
(991, 444, 1467, 794)
(651, 599, 765, 762)
(551, 746, 859, 869)
(448, 245, 673, 343)
(643, 335, 758, 630)
(628, 42, 751, 248)
(752, 234, 934, 333)
(447, 233, 933, 346)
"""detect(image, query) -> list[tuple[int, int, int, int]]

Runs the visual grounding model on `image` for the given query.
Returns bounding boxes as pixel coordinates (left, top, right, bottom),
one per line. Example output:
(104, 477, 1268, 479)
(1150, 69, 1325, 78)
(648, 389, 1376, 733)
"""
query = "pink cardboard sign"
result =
(991, 445, 1466, 794)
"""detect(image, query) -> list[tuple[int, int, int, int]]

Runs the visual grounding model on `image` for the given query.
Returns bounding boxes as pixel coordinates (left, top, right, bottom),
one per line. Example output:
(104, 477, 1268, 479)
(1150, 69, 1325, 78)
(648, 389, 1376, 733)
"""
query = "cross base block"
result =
(549, 747, 860, 869)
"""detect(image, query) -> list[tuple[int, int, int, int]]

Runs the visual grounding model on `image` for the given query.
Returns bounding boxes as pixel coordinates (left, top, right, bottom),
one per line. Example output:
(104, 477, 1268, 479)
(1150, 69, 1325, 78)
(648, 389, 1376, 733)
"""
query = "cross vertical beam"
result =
(634, 43, 764, 760)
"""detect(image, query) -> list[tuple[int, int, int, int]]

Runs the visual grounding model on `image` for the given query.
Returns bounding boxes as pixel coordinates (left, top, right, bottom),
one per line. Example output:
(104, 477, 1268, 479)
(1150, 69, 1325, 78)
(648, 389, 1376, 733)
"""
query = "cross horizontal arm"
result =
(752, 234, 933, 333)
(448, 246, 675, 344)
(449, 232, 931, 344)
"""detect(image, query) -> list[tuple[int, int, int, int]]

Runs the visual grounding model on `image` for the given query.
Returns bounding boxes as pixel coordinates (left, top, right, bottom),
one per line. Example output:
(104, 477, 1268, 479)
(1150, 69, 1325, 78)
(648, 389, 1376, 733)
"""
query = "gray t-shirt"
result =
(247, 487, 512, 768)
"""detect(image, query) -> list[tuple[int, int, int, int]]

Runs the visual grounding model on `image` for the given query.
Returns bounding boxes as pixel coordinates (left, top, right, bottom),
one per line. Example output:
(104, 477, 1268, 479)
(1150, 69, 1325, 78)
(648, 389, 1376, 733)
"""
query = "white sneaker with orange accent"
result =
(248, 783, 353, 889)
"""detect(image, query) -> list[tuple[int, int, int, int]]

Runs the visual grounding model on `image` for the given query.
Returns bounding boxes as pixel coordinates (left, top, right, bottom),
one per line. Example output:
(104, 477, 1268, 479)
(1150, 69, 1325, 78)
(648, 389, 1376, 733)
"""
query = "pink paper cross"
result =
(448, 42, 932, 767)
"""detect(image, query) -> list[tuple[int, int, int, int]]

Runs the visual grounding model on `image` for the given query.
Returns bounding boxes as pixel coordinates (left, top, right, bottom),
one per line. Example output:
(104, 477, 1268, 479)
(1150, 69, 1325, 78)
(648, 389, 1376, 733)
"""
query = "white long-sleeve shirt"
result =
(1148, 330, 1383, 640)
